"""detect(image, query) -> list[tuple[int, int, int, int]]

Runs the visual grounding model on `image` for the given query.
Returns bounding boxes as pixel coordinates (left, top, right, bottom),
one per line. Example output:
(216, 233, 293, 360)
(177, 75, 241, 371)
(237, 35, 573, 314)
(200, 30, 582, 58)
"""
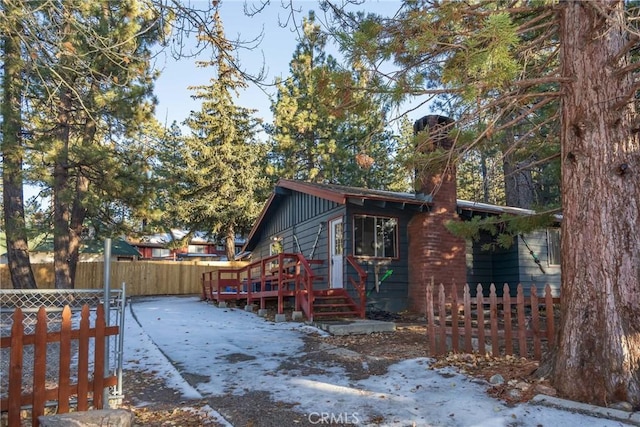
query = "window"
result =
(188, 244, 206, 254)
(547, 228, 561, 266)
(151, 248, 170, 258)
(270, 237, 283, 255)
(353, 215, 398, 258)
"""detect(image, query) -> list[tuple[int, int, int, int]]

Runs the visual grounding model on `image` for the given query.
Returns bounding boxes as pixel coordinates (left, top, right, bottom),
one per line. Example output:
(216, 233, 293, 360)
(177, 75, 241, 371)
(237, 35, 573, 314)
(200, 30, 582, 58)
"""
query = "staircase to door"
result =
(311, 288, 361, 319)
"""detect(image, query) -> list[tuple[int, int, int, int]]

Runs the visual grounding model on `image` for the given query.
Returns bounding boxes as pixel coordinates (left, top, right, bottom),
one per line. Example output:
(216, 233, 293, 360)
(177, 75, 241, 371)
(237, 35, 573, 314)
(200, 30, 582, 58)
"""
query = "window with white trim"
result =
(188, 244, 206, 254)
(547, 228, 561, 266)
(353, 215, 398, 258)
(151, 248, 170, 258)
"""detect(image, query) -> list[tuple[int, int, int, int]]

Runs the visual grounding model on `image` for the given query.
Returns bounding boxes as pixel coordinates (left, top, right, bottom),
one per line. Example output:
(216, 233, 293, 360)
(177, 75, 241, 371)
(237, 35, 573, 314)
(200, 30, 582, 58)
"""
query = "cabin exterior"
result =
(19, 238, 142, 263)
(242, 179, 430, 313)
(459, 201, 562, 297)
(129, 230, 245, 261)
(239, 179, 561, 315)
(202, 115, 560, 319)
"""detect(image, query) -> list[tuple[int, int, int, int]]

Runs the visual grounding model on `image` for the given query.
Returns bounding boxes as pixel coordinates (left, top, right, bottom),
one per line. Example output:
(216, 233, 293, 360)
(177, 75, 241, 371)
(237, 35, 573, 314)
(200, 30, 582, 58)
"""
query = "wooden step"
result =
(313, 303, 354, 308)
(313, 289, 350, 297)
(312, 310, 360, 317)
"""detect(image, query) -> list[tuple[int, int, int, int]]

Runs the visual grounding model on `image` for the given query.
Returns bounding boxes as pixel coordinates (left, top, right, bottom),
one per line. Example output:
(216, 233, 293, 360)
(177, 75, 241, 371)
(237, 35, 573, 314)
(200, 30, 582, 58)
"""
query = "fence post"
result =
(503, 283, 513, 356)
(451, 283, 459, 353)
(426, 278, 436, 355)
(489, 284, 499, 356)
(93, 305, 106, 410)
(32, 307, 48, 423)
(437, 283, 447, 355)
(8, 308, 24, 424)
(77, 305, 91, 411)
(463, 284, 472, 353)
(517, 284, 527, 357)
(531, 285, 541, 359)
(476, 284, 485, 356)
(545, 284, 555, 344)
(58, 307, 72, 413)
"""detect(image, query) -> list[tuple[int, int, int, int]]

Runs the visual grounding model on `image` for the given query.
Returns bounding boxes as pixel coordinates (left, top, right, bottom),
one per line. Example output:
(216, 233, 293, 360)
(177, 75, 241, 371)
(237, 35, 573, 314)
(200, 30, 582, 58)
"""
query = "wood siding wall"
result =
(346, 205, 415, 313)
(250, 192, 342, 281)
(517, 230, 561, 296)
(465, 229, 561, 297)
(0, 261, 247, 295)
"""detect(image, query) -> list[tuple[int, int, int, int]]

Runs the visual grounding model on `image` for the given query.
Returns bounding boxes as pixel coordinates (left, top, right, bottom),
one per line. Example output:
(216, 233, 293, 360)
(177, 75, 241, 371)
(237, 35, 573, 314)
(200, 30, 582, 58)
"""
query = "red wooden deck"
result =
(201, 253, 367, 321)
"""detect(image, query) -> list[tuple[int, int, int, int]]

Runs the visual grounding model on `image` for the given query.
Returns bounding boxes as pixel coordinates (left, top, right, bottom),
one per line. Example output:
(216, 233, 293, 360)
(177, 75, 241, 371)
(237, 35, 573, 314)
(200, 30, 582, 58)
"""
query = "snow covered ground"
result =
(123, 295, 630, 427)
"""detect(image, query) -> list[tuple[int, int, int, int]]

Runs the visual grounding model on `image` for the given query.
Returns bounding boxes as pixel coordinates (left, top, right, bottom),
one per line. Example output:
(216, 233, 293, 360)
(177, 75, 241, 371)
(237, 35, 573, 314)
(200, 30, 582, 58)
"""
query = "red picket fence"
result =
(426, 283, 559, 360)
(0, 305, 118, 427)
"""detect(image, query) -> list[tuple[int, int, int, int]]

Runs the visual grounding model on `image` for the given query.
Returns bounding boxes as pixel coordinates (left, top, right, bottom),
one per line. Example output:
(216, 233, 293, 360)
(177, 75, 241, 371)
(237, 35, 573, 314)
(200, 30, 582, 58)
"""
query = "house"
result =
(129, 230, 245, 261)
(237, 115, 561, 316)
(241, 179, 561, 315)
(22, 238, 142, 263)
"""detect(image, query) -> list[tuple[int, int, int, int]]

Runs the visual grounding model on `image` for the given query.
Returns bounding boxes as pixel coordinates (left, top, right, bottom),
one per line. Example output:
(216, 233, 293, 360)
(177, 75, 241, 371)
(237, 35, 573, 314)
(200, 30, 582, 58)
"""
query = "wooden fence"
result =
(0, 305, 118, 426)
(426, 282, 559, 360)
(0, 261, 247, 296)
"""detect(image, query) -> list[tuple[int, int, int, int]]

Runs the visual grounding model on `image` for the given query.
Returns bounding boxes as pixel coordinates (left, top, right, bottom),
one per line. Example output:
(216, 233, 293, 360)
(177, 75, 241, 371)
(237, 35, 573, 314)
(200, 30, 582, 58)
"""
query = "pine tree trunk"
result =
(53, 6, 75, 289)
(225, 225, 236, 261)
(1, 3, 37, 290)
(553, 0, 640, 407)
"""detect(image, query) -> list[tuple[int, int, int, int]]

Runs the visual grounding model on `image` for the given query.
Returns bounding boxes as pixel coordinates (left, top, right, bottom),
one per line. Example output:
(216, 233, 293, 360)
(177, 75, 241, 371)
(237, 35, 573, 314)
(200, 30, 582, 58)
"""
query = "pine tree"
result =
(179, 10, 267, 260)
(1, 0, 37, 289)
(270, 11, 405, 190)
(19, 1, 165, 288)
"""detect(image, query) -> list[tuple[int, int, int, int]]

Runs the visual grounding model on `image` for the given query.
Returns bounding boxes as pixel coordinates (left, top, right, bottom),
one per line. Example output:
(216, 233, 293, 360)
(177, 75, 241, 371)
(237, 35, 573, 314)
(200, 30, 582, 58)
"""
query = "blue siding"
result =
(517, 230, 561, 297)
(250, 191, 342, 281)
(466, 229, 561, 297)
(345, 205, 413, 313)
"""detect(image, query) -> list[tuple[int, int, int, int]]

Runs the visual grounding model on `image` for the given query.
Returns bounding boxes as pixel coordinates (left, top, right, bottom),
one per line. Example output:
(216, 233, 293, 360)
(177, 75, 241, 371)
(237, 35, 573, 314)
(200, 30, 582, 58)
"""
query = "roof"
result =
(244, 179, 433, 252)
(131, 229, 246, 246)
(243, 179, 561, 254)
(33, 238, 142, 257)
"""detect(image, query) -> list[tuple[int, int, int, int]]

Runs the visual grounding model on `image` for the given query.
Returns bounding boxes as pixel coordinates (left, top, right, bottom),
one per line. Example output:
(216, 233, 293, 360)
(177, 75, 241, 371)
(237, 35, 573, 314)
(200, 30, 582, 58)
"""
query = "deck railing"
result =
(345, 255, 367, 318)
(201, 253, 325, 319)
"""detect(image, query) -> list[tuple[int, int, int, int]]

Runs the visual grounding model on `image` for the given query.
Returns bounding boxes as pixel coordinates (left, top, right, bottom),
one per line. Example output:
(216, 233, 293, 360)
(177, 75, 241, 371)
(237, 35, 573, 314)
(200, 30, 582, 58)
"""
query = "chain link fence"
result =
(0, 287, 126, 406)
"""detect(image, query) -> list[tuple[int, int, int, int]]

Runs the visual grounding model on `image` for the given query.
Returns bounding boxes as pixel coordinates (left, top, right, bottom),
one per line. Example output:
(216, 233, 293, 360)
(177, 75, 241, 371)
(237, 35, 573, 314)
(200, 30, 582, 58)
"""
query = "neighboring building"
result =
(128, 230, 245, 261)
(22, 238, 142, 263)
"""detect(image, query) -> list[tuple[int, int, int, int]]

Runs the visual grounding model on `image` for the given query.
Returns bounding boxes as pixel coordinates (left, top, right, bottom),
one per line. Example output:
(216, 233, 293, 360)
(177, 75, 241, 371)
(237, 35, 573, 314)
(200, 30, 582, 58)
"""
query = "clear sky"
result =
(152, 0, 401, 129)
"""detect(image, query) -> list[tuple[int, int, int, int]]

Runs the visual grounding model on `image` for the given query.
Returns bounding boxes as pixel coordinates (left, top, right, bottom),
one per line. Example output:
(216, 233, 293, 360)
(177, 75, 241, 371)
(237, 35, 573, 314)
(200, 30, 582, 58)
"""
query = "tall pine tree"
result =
(270, 11, 405, 190)
(178, 10, 267, 260)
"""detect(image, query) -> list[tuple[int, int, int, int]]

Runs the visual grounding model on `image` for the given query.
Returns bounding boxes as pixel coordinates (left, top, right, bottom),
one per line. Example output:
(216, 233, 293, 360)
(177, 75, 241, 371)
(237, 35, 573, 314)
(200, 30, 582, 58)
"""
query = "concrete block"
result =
(531, 395, 640, 426)
(274, 313, 287, 323)
(218, 301, 227, 308)
(292, 311, 303, 321)
(313, 319, 395, 336)
(244, 304, 256, 312)
(257, 309, 268, 317)
(39, 409, 134, 427)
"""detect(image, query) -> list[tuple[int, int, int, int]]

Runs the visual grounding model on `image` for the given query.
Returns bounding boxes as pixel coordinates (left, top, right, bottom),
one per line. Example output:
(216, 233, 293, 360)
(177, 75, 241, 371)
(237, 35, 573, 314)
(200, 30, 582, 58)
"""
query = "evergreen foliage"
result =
(270, 11, 409, 190)
(177, 10, 268, 259)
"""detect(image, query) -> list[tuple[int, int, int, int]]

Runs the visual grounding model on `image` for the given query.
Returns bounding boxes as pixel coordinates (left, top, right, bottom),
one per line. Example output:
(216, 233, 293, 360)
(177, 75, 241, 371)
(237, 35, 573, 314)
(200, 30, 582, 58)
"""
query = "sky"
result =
(152, 0, 402, 129)
(123, 295, 631, 426)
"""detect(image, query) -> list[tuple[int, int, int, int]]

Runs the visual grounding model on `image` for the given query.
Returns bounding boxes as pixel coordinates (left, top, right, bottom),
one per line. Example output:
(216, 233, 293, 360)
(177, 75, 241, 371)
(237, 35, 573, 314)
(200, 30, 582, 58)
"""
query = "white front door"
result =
(329, 217, 344, 288)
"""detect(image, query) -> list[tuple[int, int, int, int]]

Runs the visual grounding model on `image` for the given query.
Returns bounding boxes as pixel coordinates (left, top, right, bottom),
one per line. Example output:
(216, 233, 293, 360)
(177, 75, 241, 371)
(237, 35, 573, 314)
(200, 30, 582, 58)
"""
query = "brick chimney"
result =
(407, 115, 467, 314)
